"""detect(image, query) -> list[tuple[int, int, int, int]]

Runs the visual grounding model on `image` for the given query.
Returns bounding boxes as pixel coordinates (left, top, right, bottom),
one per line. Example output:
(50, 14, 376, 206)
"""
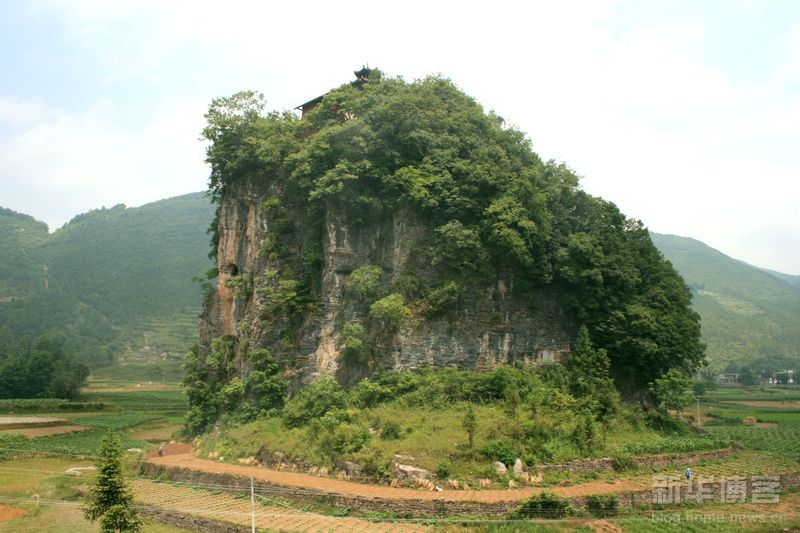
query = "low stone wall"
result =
(139, 507, 248, 532)
(536, 449, 735, 473)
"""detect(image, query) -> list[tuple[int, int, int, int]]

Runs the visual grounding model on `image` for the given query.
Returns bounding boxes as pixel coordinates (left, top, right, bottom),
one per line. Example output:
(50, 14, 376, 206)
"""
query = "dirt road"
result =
(148, 453, 645, 503)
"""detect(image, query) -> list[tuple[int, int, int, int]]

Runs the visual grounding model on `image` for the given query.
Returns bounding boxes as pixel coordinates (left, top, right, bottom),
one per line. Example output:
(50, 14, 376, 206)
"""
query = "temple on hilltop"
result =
(297, 66, 374, 118)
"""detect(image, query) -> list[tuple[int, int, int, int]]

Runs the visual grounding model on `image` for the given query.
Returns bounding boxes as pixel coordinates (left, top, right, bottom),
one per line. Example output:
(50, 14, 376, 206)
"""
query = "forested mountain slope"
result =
(651, 233, 800, 371)
(0, 193, 214, 365)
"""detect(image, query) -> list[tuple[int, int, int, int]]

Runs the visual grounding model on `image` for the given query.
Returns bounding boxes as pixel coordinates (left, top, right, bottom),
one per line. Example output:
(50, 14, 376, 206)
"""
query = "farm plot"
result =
(0, 417, 67, 429)
(0, 413, 165, 458)
(629, 450, 799, 487)
(130, 480, 427, 532)
(0, 417, 86, 439)
(706, 426, 800, 462)
(80, 390, 187, 412)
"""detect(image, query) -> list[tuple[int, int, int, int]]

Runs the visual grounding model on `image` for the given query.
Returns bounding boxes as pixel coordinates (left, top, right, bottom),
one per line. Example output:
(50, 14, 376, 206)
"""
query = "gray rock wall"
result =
(200, 183, 573, 385)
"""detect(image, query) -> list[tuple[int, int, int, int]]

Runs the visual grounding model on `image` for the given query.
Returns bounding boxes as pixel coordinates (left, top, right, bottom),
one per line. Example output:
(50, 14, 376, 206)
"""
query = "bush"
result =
(612, 453, 636, 472)
(479, 440, 517, 469)
(422, 281, 462, 316)
(380, 420, 402, 440)
(283, 377, 346, 428)
(513, 492, 572, 519)
(369, 293, 411, 328)
(345, 265, 383, 301)
(341, 321, 370, 364)
(317, 420, 371, 458)
(436, 460, 452, 480)
(572, 415, 596, 453)
(586, 494, 618, 517)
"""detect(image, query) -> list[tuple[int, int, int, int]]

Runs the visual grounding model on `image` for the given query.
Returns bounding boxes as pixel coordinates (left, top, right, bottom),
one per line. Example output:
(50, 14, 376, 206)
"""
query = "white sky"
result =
(0, 0, 798, 274)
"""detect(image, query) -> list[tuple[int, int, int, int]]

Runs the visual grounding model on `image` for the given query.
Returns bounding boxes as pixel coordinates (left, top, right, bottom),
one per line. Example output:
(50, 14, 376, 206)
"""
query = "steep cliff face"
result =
(200, 183, 573, 386)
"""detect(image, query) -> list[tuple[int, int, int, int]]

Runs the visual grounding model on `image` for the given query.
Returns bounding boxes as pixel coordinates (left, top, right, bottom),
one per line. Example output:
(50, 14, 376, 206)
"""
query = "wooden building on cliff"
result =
(297, 67, 374, 118)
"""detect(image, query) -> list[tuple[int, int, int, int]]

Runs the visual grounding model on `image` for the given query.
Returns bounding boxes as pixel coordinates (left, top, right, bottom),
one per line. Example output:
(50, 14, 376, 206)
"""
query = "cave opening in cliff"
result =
(226, 263, 239, 276)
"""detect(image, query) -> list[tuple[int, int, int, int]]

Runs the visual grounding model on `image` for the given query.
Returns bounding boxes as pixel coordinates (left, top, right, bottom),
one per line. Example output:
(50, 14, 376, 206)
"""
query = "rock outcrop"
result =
(199, 182, 573, 386)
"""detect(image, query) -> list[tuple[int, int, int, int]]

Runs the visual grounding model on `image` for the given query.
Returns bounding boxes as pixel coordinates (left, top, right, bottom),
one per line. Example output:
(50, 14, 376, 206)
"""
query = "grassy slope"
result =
(0, 193, 214, 362)
(651, 233, 800, 371)
(197, 401, 663, 483)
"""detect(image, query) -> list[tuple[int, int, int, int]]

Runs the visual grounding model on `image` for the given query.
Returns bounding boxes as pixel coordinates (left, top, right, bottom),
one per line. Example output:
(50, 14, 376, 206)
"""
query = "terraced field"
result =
(130, 480, 427, 532)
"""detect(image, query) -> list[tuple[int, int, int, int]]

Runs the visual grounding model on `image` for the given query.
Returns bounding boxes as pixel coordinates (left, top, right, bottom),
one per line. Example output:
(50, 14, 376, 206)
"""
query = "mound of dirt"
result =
(146, 442, 192, 457)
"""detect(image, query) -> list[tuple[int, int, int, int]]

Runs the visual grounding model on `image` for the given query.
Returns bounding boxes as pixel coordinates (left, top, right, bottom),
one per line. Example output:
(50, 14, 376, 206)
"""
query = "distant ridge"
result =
(651, 233, 800, 371)
(758, 267, 800, 289)
(0, 192, 215, 365)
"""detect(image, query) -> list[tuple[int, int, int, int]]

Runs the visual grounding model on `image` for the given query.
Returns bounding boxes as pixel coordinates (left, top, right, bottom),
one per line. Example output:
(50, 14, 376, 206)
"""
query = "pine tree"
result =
(84, 431, 142, 532)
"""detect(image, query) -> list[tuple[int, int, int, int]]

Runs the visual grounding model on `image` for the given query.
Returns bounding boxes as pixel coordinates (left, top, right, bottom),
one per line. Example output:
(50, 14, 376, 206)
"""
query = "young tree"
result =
(567, 326, 619, 427)
(649, 369, 693, 412)
(463, 404, 477, 449)
(84, 432, 141, 533)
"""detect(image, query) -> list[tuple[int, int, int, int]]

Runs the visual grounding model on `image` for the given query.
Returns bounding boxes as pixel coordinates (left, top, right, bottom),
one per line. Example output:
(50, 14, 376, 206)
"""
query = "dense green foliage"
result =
(183, 340, 285, 434)
(0, 193, 214, 365)
(652, 233, 800, 371)
(202, 74, 704, 392)
(512, 492, 572, 519)
(586, 495, 619, 518)
(189, 339, 661, 473)
(0, 327, 88, 399)
(83, 432, 142, 532)
(649, 368, 693, 411)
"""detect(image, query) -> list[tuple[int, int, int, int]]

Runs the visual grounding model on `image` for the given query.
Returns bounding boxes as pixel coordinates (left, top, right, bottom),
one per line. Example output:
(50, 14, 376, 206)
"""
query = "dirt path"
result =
(148, 453, 645, 503)
(131, 479, 428, 532)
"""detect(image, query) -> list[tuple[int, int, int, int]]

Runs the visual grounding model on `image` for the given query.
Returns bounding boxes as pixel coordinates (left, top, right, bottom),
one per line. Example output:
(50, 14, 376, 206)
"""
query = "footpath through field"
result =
(148, 452, 646, 503)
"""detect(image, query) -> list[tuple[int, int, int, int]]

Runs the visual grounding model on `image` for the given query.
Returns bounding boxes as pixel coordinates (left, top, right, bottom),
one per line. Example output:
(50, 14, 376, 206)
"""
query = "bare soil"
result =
(0, 504, 26, 523)
(0, 425, 87, 438)
(146, 443, 192, 458)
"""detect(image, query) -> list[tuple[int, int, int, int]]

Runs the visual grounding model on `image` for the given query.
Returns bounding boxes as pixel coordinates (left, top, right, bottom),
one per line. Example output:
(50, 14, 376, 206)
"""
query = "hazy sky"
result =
(0, 0, 798, 274)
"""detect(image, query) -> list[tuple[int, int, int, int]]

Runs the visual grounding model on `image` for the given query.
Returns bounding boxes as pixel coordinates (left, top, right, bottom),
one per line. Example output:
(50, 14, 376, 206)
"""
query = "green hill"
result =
(651, 233, 800, 371)
(0, 193, 215, 365)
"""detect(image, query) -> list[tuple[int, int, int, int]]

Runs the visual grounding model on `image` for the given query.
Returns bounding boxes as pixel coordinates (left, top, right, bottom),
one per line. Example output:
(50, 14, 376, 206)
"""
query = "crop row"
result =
(623, 435, 731, 455)
(81, 390, 187, 410)
(0, 398, 109, 412)
(706, 425, 800, 461)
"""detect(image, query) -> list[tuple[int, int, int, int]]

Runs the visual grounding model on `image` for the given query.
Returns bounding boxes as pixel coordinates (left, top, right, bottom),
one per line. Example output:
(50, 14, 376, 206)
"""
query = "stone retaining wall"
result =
(536, 448, 735, 473)
(140, 508, 248, 532)
(139, 462, 800, 518)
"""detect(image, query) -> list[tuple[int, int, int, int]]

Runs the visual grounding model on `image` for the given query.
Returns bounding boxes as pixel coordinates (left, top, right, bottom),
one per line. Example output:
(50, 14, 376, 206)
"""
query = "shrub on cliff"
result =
(368, 293, 411, 329)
